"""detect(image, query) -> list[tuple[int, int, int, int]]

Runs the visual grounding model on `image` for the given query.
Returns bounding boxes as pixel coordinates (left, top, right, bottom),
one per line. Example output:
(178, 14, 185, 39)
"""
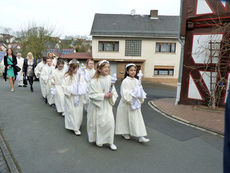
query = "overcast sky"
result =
(1, 0, 181, 37)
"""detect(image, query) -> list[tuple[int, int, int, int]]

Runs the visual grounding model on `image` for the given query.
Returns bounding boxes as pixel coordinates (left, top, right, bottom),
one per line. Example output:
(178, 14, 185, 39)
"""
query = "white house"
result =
(90, 10, 181, 82)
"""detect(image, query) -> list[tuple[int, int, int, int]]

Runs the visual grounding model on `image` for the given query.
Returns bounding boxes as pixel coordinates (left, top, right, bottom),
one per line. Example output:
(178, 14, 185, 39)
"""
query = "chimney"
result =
(150, 10, 158, 19)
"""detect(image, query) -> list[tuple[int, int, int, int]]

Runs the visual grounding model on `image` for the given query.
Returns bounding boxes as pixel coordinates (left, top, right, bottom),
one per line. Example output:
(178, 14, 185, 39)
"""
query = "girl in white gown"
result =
(87, 60, 118, 150)
(62, 62, 85, 136)
(115, 63, 150, 143)
(51, 59, 66, 116)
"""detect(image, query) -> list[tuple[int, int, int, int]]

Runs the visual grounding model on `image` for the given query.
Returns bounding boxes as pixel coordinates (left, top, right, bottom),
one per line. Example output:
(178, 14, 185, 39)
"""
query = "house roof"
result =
(42, 48, 74, 57)
(90, 13, 179, 38)
(60, 52, 92, 59)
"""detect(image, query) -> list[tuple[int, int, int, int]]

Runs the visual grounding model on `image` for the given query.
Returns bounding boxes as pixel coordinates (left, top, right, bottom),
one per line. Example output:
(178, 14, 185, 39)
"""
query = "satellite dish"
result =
(131, 9, 136, 15)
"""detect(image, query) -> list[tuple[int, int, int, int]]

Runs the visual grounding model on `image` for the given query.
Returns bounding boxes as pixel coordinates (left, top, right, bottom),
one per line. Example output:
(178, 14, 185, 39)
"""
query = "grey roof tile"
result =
(91, 13, 179, 38)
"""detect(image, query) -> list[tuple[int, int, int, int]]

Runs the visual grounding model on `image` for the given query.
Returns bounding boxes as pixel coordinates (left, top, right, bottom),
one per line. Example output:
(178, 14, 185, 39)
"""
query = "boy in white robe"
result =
(16, 53, 24, 87)
(35, 57, 47, 102)
(40, 58, 55, 105)
(51, 59, 66, 115)
(62, 62, 86, 135)
(87, 60, 118, 151)
(115, 64, 150, 143)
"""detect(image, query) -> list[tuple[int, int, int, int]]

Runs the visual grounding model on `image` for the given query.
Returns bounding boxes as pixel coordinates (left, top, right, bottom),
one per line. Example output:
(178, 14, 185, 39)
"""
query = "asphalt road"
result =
(0, 79, 223, 173)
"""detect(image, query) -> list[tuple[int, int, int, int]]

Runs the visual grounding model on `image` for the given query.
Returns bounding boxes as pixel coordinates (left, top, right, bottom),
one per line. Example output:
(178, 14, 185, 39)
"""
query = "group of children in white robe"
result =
(35, 56, 150, 151)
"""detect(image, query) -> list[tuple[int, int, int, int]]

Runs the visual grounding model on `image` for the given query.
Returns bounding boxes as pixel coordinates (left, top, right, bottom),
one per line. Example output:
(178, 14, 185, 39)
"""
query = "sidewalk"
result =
(0, 149, 9, 173)
(150, 98, 225, 135)
(0, 131, 19, 173)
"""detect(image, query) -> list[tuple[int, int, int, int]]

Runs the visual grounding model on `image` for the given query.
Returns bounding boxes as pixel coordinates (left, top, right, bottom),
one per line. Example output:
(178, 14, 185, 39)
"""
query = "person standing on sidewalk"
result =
(224, 89, 230, 173)
(115, 63, 150, 143)
(16, 53, 24, 87)
(23, 52, 37, 92)
(3, 48, 18, 92)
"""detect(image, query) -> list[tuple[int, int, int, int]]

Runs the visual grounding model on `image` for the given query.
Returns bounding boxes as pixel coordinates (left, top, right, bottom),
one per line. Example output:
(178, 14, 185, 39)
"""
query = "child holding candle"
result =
(115, 63, 150, 143)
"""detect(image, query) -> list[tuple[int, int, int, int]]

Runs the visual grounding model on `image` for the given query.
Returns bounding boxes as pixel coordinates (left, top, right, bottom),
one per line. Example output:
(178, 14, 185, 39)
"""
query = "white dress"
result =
(115, 76, 147, 137)
(87, 75, 118, 145)
(41, 64, 55, 104)
(35, 61, 46, 98)
(51, 68, 66, 113)
(62, 74, 85, 131)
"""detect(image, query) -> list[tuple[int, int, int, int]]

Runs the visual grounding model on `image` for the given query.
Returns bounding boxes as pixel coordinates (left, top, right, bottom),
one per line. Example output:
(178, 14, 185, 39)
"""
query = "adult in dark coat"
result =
(3, 48, 17, 92)
(224, 89, 230, 173)
(23, 52, 37, 92)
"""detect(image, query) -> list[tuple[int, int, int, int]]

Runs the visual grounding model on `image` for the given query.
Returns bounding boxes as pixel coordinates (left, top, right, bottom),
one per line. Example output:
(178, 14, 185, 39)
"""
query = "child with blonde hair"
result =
(87, 60, 118, 150)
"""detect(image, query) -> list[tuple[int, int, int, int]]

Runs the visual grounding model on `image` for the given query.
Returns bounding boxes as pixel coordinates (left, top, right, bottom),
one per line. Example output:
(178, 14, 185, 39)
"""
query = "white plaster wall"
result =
(143, 39, 181, 78)
(92, 37, 181, 79)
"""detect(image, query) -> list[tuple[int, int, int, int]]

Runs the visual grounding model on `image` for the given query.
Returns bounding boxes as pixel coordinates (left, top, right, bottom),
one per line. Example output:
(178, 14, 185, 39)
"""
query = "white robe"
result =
(63, 62, 69, 73)
(115, 76, 147, 137)
(52, 57, 58, 67)
(51, 68, 66, 113)
(84, 68, 96, 109)
(87, 75, 118, 145)
(62, 74, 84, 131)
(35, 61, 46, 98)
(0, 59, 4, 75)
(35, 61, 45, 78)
(41, 65, 55, 104)
(16, 57, 24, 85)
(85, 68, 96, 79)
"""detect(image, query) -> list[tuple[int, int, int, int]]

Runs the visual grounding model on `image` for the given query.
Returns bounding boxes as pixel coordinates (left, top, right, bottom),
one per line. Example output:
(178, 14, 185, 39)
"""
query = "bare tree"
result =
(17, 24, 58, 59)
(185, 11, 230, 109)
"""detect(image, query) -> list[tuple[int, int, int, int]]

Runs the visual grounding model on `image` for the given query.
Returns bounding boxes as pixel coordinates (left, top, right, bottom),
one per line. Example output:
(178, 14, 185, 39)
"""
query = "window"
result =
(98, 41, 119, 51)
(155, 43, 176, 53)
(125, 40, 142, 56)
(154, 66, 174, 76)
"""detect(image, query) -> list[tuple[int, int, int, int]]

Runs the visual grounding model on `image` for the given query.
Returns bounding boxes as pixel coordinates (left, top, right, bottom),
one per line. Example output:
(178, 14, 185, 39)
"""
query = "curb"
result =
(0, 131, 20, 173)
(148, 100, 224, 137)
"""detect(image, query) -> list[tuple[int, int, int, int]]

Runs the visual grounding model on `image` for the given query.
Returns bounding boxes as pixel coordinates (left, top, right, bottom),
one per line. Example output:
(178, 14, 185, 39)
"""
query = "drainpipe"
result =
(175, 0, 185, 105)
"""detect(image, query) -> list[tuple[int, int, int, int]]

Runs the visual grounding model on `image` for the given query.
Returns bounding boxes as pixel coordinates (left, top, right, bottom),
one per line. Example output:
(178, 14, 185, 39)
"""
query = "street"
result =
(0, 79, 223, 173)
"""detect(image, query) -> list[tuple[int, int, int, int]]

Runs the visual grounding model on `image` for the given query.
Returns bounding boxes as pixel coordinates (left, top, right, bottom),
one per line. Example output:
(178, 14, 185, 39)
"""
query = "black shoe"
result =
(23, 85, 27, 87)
(18, 85, 22, 87)
(43, 98, 48, 104)
(51, 104, 56, 110)
(30, 86, 33, 92)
